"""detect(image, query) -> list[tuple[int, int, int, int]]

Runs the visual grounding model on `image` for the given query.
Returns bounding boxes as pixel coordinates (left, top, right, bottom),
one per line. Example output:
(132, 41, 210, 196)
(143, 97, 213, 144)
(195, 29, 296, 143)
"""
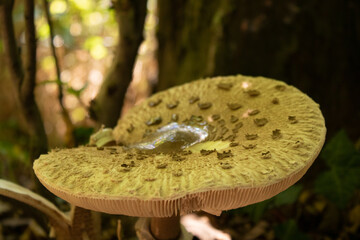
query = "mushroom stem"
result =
(150, 216, 181, 240)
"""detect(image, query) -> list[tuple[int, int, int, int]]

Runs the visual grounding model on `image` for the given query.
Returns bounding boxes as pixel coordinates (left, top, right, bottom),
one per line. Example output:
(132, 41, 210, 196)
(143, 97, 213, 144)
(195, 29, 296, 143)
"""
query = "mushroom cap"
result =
(33, 75, 326, 217)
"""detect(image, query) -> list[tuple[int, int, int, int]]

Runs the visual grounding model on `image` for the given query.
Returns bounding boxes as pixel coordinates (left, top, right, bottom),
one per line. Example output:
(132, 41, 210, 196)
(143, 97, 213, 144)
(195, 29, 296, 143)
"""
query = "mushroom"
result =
(33, 75, 326, 239)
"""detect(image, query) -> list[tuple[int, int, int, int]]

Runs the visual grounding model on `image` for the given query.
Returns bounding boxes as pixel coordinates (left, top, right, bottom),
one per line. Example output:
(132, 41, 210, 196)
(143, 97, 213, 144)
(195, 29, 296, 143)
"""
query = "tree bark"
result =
(0, 0, 48, 161)
(156, 0, 232, 91)
(89, 0, 147, 127)
(42, 0, 75, 147)
(157, 0, 360, 138)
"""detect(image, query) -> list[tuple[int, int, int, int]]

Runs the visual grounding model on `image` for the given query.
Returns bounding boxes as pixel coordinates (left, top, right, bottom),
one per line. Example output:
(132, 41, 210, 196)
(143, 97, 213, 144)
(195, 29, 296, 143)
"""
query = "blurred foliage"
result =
(315, 130, 360, 209)
(275, 219, 310, 240)
(0, 120, 30, 182)
(73, 126, 94, 145)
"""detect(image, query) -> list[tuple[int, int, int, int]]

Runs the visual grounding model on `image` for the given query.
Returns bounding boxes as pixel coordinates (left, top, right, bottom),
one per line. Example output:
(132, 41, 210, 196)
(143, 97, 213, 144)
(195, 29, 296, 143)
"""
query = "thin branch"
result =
(42, 0, 75, 147)
(0, 179, 72, 239)
(0, 0, 24, 88)
(21, 0, 37, 104)
(89, 0, 148, 127)
(19, 0, 48, 161)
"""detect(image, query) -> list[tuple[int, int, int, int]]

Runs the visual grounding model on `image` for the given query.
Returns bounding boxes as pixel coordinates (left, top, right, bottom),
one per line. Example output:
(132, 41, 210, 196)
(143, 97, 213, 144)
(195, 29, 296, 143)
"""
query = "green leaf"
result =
(38, 79, 63, 85)
(66, 83, 88, 97)
(274, 184, 303, 207)
(321, 130, 360, 167)
(275, 219, 310, 240)
(314, 168, 360, 209)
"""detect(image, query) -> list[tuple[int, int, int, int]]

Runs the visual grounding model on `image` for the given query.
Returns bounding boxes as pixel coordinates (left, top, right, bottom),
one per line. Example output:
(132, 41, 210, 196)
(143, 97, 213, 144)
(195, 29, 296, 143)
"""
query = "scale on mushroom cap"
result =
(34, 75, 326, 240)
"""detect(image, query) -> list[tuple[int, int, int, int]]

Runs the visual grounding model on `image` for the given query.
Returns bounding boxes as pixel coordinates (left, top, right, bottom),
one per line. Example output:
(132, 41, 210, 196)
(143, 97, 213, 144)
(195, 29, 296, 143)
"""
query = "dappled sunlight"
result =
(33, 0, 157, 147)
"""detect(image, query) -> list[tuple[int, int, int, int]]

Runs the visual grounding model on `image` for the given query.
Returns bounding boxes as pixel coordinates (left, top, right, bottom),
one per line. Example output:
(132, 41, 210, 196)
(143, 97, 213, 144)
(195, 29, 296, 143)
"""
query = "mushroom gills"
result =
(128, 122, 209, 153)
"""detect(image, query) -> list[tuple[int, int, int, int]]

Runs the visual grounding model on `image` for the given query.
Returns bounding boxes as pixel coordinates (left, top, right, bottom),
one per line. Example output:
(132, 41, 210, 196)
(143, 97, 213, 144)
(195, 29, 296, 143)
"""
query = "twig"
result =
(21, 0, 48, 160)
(42, 0, 75, 147)
(89, 0, 148, 127)
(0, 0, 24, 88)
(0, 179, 72, 239)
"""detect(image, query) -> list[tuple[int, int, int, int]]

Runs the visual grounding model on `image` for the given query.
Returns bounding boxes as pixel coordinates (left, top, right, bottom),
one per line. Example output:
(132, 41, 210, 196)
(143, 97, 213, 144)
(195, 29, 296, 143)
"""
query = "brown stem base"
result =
(150, 216, 181, 240)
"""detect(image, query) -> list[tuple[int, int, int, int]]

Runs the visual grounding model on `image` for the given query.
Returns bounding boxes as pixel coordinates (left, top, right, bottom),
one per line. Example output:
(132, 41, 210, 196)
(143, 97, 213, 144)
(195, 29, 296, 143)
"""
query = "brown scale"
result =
(248, 110, 260, 116)
(254, 118, 268, 127)
(217, 150, 233, 160)
(218, 119, 226, 126)
(220, 163, 233, 169)
(229, 142, 239, 147)
(272, 98, 279, 104)
(145, 178, 156, 182)
(172, 155, 186, 162)
(227, 103, 242, 110)
(217, 82, 233, 90)
(288, 116, 298, 124)
(148, 99, 162, 107)
(181, 150, 192, 155)
(127, 124, 134, 133)
(97, 147, 104, 150)
(211, 114, 221, 121)
(247, 89, 260, 97)
(242, 144, 257, 149)
(261, 151, 272, 159)
(166, 101, 179, 109)
(173, 171, 183, 177)
(171, 114, 179, 122)
(156, 163, 167, 169)
(146, 116, 162, 126)
(272, 129, 282, 139)
(275, 85, 286, 91)
(200, 149, 216, 156)
(189, 96, 199, 104)
(198, 102, 212, 110)
(230, 115, 239, 123)
(245, 134, 258, 140)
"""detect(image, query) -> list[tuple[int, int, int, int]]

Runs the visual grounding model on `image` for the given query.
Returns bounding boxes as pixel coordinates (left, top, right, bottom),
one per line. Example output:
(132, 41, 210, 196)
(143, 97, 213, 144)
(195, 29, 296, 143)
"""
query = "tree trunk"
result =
(157, 0, 360, 138)
(89, 0, 147, 128)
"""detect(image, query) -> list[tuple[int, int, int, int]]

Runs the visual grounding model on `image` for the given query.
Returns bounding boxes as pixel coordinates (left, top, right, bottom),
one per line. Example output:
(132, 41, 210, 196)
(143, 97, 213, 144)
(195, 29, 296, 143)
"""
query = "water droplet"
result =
(129, 122, 208, 153)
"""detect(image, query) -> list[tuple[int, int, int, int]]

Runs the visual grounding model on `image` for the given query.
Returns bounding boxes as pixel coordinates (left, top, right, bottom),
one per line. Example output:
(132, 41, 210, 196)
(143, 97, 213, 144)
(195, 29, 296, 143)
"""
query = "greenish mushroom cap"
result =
(34, 75, 326, 217)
